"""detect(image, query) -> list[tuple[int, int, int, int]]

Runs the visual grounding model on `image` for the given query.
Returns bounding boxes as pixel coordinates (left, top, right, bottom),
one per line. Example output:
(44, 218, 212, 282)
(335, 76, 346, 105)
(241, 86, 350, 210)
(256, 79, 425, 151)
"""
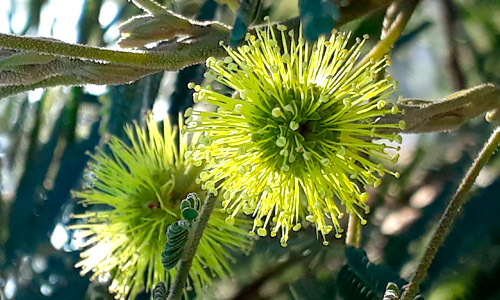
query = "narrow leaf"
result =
(0, 51, 55, 69)
(117, 12, 194, 48)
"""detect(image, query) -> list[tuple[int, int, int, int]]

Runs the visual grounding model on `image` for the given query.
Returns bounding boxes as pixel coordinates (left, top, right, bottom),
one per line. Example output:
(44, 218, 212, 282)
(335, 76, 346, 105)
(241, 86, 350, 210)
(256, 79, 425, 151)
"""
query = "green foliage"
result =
(0, 51, 55, 69)
(180, 193, 201, 221)
(161, 220, 191, 271)
(337, 264, 379, 300)
(2, 1, 500, 299)
(337, 246, 407, 300)
(383, 283, 402, 300)
(153, 282, 168, 300)
(161, 193, 201, 271)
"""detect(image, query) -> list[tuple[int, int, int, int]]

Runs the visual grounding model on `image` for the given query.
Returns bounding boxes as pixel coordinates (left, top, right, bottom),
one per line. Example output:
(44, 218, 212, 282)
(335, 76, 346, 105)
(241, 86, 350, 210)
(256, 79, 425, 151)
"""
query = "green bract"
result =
(186, 23, 404, 247)
(70, 115, 251, 300)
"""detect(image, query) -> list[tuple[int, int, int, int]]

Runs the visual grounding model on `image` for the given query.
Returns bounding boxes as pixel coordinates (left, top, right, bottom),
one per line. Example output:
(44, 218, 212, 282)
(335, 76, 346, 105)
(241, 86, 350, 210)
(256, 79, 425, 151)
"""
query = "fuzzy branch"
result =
(0, 25, 229, 70)
(0, 0, 392, 98)
(378, 83, 500, 134)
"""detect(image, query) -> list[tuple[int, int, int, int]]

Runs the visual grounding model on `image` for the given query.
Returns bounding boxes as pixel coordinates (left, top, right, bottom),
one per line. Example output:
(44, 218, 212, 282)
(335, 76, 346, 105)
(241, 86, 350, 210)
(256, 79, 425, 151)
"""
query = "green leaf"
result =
(180, 200, 190, 210)
(337, 264, 379, 300)
(183, 192, 201, 210)
(117, 13, 194, 48)
(337, 246, 407, 300)
(161, 193, 203, 270)
(181, 207, 198, 220)
(0, 51, 55, 70)
(153, 281, 168, 300)
(161, 221, 190, 270)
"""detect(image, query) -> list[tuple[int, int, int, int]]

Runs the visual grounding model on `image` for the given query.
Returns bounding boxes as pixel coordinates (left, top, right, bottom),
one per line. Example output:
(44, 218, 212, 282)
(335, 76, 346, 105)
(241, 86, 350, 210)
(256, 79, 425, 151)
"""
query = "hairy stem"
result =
(0, 76, 86, 99)
(167, 193, 217, 300)
(0, 0, 391, 69)
(0, 0, 393, 98)
(401, 126, 500, 300)
(381, 1, 399, 40)
(374, 84, 500, 134)
(0, 30, 228, 70)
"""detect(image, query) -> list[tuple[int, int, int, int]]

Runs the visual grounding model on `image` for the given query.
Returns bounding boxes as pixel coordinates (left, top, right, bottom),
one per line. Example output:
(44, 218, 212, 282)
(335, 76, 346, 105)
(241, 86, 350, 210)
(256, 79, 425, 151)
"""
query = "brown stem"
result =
(441, 0, 466, 90)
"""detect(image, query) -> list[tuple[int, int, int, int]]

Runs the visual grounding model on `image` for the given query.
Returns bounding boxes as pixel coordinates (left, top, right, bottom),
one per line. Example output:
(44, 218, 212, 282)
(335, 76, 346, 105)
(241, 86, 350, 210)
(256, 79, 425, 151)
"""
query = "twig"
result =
(0, 63, 157, 99)
(0, 0, 393, 98)
(0, 76, 85, 98)
(401, 126, 500, 300)
(0, 28, 229, 70)
(346, 214, 362, 247)
(357, 0, 420, 68)
(441, 0, 466, 90)
(381, 1, 399, 40)
(379, 83, 500, 134)
(167, 193, 218, 300)
(0, 0, 392, 69)
(0, 59, 79, 86)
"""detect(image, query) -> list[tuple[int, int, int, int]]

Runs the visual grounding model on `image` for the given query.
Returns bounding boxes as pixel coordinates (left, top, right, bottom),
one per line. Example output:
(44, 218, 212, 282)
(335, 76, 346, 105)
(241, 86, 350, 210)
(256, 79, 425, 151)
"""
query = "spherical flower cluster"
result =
(70, 115, 251, 300)
(185, 23, 405, 246)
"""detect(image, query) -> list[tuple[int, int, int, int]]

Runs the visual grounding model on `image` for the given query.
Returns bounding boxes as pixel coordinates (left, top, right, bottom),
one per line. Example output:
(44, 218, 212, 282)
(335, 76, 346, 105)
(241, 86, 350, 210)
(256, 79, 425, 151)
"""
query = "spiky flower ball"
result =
(70, 115, 251, 300)
(185, 23, 405, 247)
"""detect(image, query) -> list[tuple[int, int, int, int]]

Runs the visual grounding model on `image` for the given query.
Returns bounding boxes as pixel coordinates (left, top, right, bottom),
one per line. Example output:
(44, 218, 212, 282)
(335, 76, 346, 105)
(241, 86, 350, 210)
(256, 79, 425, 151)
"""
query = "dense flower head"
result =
(70, 115, 251, 300)
(185, 22, 405, 246)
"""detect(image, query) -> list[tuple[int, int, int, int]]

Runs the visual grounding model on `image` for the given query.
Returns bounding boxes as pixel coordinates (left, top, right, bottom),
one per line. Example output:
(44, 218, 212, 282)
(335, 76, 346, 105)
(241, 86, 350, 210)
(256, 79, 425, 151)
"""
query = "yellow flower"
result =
(70, 115, 251, 299)
(185, 22, 404, 246)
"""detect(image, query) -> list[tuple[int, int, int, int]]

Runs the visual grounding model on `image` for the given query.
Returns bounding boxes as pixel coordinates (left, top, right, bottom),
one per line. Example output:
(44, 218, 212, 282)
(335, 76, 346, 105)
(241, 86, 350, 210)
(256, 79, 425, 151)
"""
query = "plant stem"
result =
(401, 126, 500, 300)
(0, 31, 228, 70)
(346, 214, 362, 247)
(0, 0, 392, 69)
(357, 0, 420, 68)
(377, 83, 500, 134)
(441, 0, 466, 90)
(167, 193, 217, 300)
(0, 0, 393, 98)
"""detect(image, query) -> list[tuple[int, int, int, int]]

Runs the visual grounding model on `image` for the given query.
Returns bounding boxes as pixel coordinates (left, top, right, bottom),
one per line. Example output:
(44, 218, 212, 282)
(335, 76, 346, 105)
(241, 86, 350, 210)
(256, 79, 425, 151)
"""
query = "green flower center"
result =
(250, 87, 341, 175)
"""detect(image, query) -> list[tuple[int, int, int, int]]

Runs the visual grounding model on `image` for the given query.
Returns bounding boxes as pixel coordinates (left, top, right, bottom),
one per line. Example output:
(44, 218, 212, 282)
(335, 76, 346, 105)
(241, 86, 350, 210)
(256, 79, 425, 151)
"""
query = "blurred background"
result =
(1, 0, 500, 299)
